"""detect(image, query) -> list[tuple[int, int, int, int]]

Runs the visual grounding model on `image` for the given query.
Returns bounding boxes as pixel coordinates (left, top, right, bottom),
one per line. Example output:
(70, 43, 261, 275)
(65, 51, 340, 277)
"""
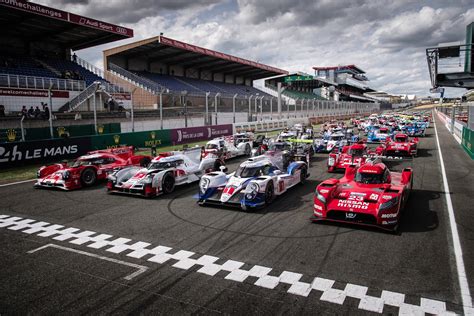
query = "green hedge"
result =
(90, 129, 171, 150)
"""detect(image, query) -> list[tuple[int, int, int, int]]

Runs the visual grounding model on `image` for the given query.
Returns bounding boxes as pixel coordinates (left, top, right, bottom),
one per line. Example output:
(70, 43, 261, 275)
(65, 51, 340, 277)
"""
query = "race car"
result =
(198, 152, 308, 210)
(367, 126, 391, 143)
(403, 124, 426, 137)
(314, 131, 348, 153)
(107, 146, 224, 197)
(312, 161, 413, 232)
(35, 146, 152, 190)
(327, 141, 381, 172)
(380, 133, 419, 157)
(202, 133, 253, 160)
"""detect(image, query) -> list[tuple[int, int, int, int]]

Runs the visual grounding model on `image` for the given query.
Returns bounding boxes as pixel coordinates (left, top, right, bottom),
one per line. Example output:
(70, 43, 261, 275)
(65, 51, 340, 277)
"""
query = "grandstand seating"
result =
(137, 71, 271, 97)
(0, 56, 57, 78)
(283, 89, 326, 100)
(41, 58, 104, 85)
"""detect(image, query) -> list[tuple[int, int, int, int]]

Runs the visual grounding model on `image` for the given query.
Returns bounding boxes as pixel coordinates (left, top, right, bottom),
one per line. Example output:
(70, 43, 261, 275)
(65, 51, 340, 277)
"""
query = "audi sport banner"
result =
(0, 137, 92, 168)
(170, 124, 233, 145)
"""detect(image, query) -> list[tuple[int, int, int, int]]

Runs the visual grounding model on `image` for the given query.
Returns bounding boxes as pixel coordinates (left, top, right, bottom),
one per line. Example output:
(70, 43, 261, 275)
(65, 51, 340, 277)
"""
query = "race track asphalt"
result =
(0, 111, 472, 315)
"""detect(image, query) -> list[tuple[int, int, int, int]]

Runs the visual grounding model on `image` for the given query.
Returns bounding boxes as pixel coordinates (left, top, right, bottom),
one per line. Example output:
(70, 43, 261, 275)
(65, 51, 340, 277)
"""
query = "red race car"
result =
(35, 146, 152, 190)
(312, 161, 413, 232)
(379, 133, 419, 157)
(327, 141, 382, 172)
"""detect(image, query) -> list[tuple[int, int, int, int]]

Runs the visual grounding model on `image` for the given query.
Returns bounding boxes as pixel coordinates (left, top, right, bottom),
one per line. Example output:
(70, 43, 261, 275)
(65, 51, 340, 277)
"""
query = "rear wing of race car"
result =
(362, 154, 414, 171)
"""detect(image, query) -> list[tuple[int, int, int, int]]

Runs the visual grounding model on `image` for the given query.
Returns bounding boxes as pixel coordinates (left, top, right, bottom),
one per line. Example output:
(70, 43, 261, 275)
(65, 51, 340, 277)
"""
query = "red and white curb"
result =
(0, 215, 457, 315)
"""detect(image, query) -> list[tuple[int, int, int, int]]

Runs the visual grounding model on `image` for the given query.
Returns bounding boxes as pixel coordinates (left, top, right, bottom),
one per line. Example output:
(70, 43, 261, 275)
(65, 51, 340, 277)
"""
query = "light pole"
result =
(159, 90, 164, 129)
(294, 98, 299, 118)
(205, 91, 210, 126)
(248, 95, 253, 122)
(254, 93, 259, 122)
(270, 97, 273, 120)
(232, 94, 238, 123)
(48, 82, 54, 138)
(181, 90, 188, 128)
(214, 92, 220, 125)
(259, 96, 264, 121)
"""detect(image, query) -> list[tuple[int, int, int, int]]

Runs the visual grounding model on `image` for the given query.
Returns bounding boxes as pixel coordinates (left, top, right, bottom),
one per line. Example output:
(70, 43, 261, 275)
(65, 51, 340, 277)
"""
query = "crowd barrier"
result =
(436, 109, 474, 159)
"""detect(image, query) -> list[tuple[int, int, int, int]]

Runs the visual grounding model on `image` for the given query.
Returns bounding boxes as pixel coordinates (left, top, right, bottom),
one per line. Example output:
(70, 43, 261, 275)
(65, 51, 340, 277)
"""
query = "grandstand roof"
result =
(103, 36, 288, 80)
(0, 0, 133, 51)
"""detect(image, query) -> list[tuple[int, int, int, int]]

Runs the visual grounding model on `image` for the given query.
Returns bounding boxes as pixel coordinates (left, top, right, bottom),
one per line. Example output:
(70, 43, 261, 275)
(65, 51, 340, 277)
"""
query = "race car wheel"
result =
(140, 157, 151, 167)
(265, 182, 274, 205)
(81, 168, 97, 187)
(162, 172, 175, 194)
(300, 167, 307, 184)
(245, 144, 251, 156)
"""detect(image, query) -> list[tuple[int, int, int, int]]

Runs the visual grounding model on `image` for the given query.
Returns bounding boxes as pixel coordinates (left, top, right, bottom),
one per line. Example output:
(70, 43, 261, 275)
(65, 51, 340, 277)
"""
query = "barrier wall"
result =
(462, 127, 474, 159)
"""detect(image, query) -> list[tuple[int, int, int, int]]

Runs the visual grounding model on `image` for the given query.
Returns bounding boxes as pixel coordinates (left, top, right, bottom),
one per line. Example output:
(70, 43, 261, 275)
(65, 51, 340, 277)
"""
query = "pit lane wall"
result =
(0, 124, 233, 168)
(436, 109, 474, 159)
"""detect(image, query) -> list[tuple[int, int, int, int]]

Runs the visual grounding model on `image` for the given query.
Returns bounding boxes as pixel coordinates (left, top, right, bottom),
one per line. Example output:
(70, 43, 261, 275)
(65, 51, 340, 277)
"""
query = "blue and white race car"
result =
(367, 126, 391, 143)
(198, 153, 308, 210)
(403, 124, 426, 137)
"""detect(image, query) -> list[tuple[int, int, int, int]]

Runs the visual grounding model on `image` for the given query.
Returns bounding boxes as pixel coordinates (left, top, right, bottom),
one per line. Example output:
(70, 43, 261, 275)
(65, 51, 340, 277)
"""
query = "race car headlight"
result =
(199, 177, 210, 193)
(142, 174, 154, 184)
(328, 158, 335, 166)
(315, 191, 326, 203)
(62, 170, 71, 180)
(245, 182, 260, 200)
(380, 197, 399, 210)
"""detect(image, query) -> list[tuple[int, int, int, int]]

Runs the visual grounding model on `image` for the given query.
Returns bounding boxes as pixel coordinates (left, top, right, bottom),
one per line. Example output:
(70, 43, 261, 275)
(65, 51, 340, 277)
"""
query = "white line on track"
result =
(0, 179, 35, 187)
(0, 214, 456, 314)
(433, 110, 474, 315)
(28, 243, 149, 280)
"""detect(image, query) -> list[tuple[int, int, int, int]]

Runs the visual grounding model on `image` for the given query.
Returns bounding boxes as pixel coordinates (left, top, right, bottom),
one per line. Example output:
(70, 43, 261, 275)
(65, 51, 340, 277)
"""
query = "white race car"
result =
(107, 147, 224, 197)
(198, 152, 308, 210)
(202, 133, 253, 160)
(314, 132, 349, 153)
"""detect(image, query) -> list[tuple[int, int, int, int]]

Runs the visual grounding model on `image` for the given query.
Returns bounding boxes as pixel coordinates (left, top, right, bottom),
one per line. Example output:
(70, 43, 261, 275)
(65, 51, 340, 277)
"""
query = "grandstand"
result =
(0, 0, 133, 113)
(103, 36, 288, 107)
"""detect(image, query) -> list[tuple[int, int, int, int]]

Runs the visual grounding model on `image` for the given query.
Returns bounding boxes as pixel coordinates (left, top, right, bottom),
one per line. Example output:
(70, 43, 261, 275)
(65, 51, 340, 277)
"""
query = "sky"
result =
(36, 0, 474, 97)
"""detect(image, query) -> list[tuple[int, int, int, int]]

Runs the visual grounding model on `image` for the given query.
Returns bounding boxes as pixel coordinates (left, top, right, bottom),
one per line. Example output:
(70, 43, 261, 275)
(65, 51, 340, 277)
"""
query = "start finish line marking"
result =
(0, 214, 457, 315)
(28, 243, 149, 281)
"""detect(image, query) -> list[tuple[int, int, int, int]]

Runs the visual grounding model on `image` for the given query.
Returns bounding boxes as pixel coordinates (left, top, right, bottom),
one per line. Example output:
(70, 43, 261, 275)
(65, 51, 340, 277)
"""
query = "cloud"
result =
(33, 0, 474, 97)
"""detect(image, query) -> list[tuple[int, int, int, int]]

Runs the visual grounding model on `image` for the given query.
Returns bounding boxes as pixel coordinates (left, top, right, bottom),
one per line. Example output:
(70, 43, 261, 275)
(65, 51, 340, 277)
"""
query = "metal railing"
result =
(0, 73, 86, 91)
(109, 63, 165, 94)
(60, 82, 100, 112)
(72, 55, 105, 79)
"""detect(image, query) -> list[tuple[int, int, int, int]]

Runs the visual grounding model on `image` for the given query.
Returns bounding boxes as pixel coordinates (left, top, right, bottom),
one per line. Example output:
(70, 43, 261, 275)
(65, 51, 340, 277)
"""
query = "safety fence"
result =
(436, 108, 474, 159)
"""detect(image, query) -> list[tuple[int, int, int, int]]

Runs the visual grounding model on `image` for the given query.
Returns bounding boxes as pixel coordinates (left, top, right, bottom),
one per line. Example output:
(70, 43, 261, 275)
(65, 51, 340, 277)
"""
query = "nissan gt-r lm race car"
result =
(35, 146, 152, 190)
(313, 160, 413, 232)
(198, 152, 308, 210)
(107, 146, 225, 197)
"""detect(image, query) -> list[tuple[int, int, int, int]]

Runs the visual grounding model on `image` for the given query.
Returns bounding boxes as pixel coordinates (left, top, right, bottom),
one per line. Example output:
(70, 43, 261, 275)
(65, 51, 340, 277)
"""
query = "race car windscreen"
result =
(348, 148, 366, 156)
(330, 135, 344, 141)
(395, 136, 408, 142)
(148, 160, 183, 170)
(205, 144, 219, 150)
(269, 143, 291, 151)
(234, 165, 272, 178)
(355, 172, 384, 184)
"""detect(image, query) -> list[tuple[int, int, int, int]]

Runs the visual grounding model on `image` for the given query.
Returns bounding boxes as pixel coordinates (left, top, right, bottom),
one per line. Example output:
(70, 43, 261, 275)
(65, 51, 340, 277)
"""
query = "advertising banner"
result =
(0, 88, 69, 98)
(90, 129, 171, 150)
(170, 124, 233, 145)
(0, 137, 92, 168)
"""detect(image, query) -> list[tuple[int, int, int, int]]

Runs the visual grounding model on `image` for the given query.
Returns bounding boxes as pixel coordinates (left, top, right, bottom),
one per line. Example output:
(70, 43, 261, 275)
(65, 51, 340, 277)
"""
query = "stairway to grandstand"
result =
(40, 58, 104, 86)
(136, 71, 271, 97)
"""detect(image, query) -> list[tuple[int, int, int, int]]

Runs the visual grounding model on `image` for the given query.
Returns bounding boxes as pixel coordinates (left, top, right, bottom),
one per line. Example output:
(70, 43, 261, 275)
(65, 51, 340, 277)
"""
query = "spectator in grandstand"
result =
(34, 106, 41, 118)
(27, 106, 34, 118)
(0, 104, 5, 117)
(72, 53, 77, 63)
